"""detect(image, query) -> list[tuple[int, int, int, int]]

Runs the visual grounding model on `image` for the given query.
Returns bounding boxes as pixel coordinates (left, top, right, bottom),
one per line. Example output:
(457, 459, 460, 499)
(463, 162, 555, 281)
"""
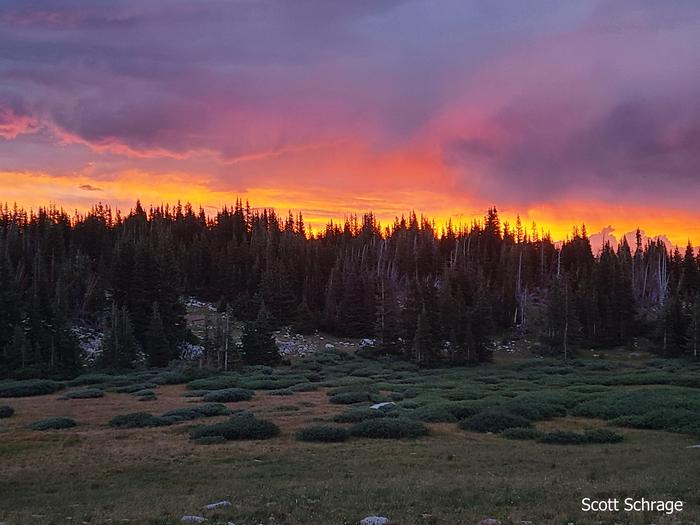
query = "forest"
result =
(0, 199, 698, 377)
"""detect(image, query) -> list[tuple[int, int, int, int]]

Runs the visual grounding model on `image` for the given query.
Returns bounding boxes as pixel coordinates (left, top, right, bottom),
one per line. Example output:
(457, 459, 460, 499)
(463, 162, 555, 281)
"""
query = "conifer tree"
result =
(146, 302, 171, 366)
(241, 304, 281, 365)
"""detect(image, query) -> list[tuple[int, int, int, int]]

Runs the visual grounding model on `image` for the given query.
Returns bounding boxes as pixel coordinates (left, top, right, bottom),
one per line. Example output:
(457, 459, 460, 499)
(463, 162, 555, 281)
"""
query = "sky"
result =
(1, 0, 700, 248)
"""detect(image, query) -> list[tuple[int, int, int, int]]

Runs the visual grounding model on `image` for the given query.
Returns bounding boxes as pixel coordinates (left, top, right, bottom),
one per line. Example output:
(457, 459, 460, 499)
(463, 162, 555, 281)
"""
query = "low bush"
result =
(59, 388, 105, 400)
(458, 409, 531, 433)
(332, 407, 400, 423)
(611, 409, 700, 435)
(537, 429, 623, 444)
(329, 391, 372, 405)
(270, 389, 294, 396)
(296, 425, 349, 442)
(410, 403, 458, 423)
(187, 375, 240, 391)
(0, 379, 63, 397)
(0, 405, 15, 418)
(349, 418, 429, 439)
(202, 388, 254, 403)
(111, 383, 158, 394)
(289, 382, 318, 393)
(190, 413, 280, 441)
(501, 427, 543, 440)
(30, 417, 77, 430)
(109, 412, 174, 428)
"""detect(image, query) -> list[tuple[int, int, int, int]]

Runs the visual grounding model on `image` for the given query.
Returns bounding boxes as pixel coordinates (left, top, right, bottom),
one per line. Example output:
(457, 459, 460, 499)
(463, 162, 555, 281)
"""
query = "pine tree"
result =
(101, 303, 139, 369)
(241, 304, 281, 365)
(292, 298, 316, 335)
(146, 302, 172, 367)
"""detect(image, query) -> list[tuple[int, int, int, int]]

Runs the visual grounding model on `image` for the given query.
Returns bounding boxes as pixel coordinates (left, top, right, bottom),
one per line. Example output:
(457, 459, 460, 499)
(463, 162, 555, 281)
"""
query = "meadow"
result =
(1, 350, 699, 525)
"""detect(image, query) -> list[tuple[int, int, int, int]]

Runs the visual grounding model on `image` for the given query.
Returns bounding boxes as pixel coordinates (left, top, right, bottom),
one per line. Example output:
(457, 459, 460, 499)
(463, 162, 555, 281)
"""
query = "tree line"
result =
(0, 200, 698, 376)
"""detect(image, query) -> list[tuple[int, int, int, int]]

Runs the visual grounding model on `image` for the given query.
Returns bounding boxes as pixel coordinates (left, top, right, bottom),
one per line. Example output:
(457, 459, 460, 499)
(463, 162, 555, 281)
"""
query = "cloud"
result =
(78, 183, 103, 191)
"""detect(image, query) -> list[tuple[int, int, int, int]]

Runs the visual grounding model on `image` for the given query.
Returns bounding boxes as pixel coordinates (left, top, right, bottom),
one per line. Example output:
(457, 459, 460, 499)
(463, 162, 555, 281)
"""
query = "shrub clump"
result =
(333, 407, 400, 423)
(0, 379, 63, 398)
(202, 388, 254, 403)
(537, 429, 624, 444)
(109, 412, 174, 428)
(296, 425, 350, 442)
(0, 405, 15, 418)
(30, 417, 77, 431)
(190, 413, 280, 441)
(458, 409, 531, 433)
(328, 391, 372, 405)
(59, 388, 105, 400)
(349, 418, 429, 439)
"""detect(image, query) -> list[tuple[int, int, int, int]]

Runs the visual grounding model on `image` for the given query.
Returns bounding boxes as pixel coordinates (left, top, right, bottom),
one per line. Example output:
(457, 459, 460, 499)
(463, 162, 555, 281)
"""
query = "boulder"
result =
(361, 516, 389, 525)
(369, 402, 396, 410)
(204, 500, 231, 510)
(181, 517, 207, 523)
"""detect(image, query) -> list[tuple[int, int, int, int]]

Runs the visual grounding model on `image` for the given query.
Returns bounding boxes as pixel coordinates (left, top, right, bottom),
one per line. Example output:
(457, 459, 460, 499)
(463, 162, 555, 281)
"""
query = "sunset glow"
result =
(2, 1, 699, 247)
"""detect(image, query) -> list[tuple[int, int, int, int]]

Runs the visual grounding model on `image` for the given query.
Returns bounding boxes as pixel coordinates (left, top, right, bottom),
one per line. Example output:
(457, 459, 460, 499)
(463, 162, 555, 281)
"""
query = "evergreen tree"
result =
(241, 304, 281, 365)
(146, 302, 172, 366)
(100, 303, 139, 369)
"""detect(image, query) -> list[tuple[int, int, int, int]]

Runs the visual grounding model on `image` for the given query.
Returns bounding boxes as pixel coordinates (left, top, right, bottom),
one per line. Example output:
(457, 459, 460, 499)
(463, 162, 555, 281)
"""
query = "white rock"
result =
(687, 444, 700, 448)
(324, 343, 335, 349)
(204, 500, 231, 509)
(370, 402, 396, 410)
(181, 517, 207, 523)
(361, 516, 389, 525)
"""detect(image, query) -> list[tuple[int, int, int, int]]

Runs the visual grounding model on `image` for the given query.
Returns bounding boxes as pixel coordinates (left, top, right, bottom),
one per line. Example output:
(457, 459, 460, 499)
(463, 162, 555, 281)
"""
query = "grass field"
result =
(1, 350, 699, 525)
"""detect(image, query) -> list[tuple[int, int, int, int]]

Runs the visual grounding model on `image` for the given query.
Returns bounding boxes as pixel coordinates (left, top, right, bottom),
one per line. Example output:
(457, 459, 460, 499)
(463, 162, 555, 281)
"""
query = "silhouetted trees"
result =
(0, 200, 697, 377)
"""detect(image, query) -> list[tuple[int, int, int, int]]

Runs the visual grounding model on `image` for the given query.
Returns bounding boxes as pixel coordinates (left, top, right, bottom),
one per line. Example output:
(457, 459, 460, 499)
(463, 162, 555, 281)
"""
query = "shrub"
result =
(329, 391, 372, 405)
(202, 388, 254, 403)
(187, 375, 240, 391)
(111, 383, 158, 394)
(109, 412, 174, 428)
(537, 429, 624, 444)
(289, 382, 318, 393)
(190, 413, 280, 441)
(59, 388, 105, 400)
(0, 379, 63, 397)
(349, 418, 429, 439)
(296, 425, 349, 442)
(501, 427, 543, 440)
(193, 403, 231, 417)
(0, 406, 15, 418)
(458, 409, 531, 433)
(161, 408, 203, 421)
(30, 417, 77, 430)
(611, 409, 700, 435)
(333, 407, 400, 423)
(410, 404, 458, 423)
(270, 389, 294, 396)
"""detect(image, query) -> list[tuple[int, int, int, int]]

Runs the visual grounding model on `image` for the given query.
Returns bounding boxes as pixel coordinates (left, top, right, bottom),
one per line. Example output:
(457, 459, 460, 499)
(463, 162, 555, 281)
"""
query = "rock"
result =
(361, 516, 389, 525)
(687, 444, 700, 448)
(324, 343, 335, 349)
(370, 402, 396, 410)
(479, 520, 501, 525)
(204, 500, 231, 509)
(181, 517, 207, 523)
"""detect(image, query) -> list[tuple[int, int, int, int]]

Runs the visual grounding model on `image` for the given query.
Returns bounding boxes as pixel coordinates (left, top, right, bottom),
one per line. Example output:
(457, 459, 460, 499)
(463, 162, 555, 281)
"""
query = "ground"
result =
(1, 348, 700, 525)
